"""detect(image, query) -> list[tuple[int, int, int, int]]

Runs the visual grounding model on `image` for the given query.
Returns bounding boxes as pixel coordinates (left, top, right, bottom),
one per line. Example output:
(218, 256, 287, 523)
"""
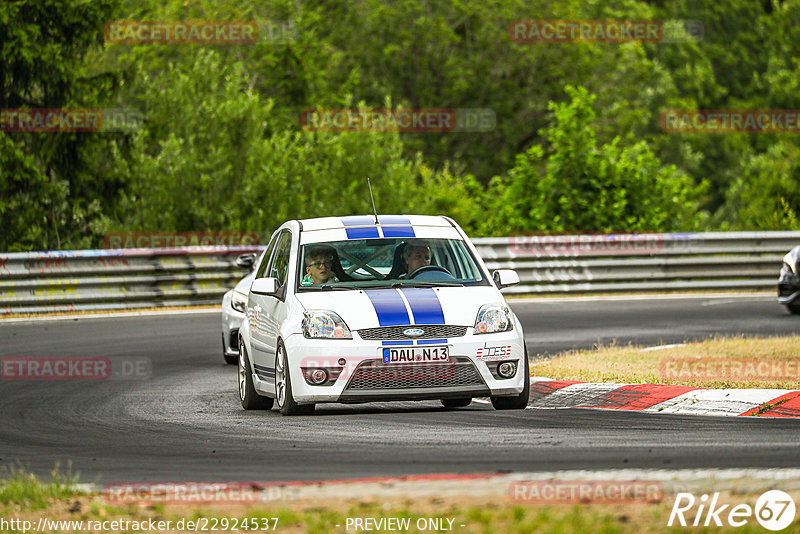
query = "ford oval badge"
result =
(403, 328, 424, 337)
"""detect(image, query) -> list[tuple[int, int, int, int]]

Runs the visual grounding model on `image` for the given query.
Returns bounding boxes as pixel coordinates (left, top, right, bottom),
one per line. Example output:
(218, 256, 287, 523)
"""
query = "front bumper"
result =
(282, 329, 526, 404)
(221, 290, 245, 357)
(778, 272, 800, 305)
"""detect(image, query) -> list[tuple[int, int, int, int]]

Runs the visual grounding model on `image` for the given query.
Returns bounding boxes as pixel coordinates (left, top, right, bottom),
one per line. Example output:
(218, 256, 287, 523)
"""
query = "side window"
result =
(270, 232, 292, 286)
(255, 232, 279, 279)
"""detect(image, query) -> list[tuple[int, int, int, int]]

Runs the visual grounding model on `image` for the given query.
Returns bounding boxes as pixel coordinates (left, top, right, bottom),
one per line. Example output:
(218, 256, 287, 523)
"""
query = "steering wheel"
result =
(407, 265, 454, 280)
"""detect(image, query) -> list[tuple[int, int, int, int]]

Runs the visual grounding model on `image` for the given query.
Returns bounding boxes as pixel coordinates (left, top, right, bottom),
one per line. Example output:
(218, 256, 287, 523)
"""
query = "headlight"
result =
(782, 261, 795, 275)
(474, 304, 513, 334)
(302, 310, 352, 339)
(231, 291, 248, 313)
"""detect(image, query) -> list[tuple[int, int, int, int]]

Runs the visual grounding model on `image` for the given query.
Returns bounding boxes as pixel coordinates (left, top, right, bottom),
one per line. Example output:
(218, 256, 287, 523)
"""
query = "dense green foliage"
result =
(2, 0, 799, 250)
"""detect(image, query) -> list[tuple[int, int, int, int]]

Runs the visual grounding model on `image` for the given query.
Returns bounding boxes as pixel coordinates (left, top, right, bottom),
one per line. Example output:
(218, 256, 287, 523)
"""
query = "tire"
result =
(275, 342, 315, 416)
(238, 343, 274, 410)
(788, 303, 800, 315)
(491, 348, 530, 411)
(441, 398, 472, 408)
(223, 333, 237, 365)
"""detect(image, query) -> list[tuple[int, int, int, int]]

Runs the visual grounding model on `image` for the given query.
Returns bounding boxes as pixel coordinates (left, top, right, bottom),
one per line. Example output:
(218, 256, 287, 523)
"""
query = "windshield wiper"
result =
(389, 281, 463, 288)
(299, 284, 356, 291)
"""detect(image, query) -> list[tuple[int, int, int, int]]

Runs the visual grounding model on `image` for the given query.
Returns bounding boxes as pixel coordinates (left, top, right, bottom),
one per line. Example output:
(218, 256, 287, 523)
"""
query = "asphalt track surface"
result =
(0, 294, 798, 484)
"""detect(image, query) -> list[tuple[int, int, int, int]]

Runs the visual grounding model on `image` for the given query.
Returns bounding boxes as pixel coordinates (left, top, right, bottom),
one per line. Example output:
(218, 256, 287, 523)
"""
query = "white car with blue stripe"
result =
(237, 215, 528, 415)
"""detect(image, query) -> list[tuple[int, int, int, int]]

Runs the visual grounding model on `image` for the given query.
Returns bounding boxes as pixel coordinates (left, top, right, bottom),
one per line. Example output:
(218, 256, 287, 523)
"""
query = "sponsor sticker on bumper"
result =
(476, 344, 512, 361)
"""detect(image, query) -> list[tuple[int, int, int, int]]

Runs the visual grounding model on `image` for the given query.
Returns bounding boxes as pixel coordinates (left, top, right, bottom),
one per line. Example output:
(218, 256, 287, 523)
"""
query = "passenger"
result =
(302, 246, 339, 285)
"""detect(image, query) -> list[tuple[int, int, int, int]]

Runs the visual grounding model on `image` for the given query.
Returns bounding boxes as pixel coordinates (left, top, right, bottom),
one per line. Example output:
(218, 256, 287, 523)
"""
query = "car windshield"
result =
(297, 238, 487, 289)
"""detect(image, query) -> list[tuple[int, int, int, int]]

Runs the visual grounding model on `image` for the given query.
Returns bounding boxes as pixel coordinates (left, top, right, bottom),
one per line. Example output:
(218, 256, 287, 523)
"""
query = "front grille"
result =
(344, 356, 484, 390)
(357, 325, 467, 340)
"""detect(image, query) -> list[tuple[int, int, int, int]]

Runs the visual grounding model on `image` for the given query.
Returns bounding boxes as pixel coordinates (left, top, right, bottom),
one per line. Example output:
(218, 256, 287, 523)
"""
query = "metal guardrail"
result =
(0, 232, 795, 315)
(0, 246, 263, 315)
(474, 231, 797, 294)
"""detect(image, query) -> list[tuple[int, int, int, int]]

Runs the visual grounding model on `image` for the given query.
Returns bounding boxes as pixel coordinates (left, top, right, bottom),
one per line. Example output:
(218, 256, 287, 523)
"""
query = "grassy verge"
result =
(1, 470, 796, 533)
(0, 466, 80, 512)
(533, 335, 800, 389)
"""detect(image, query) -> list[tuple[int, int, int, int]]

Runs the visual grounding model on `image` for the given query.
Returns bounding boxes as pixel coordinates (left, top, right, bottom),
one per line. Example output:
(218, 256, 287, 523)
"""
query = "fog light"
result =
(309, 369, 328, 385)
(338, 358, 346, 366)
(497, 361, 516, 378)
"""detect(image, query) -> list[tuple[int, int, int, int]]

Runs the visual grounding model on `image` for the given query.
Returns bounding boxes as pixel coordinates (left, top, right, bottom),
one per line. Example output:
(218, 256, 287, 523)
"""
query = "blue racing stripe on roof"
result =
(377, 216, 411, 224)
(377, 215, 415, 237)
(340, 216, 381, 239)
(365, 289, 411, 326)
(345, 226, 380, 239)
(340, 215, 376, 226)
(381, 226, 415, 238)
(401, 288, 446, 325)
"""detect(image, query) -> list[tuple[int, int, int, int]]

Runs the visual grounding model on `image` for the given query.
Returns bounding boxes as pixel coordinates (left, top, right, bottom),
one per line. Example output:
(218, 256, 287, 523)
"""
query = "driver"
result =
(403, 242, 432, 277)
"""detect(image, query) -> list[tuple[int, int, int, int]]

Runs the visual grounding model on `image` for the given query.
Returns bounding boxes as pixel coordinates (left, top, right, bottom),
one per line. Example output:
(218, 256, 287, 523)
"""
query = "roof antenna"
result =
(367, 177, 379, 225)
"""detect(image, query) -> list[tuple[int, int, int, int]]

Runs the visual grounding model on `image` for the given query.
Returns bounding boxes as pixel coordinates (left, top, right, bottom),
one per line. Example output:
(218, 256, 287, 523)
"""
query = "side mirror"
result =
(493, 269, 520, 289)
(251, 277, 279, 296)
(235, 253, 257, 270)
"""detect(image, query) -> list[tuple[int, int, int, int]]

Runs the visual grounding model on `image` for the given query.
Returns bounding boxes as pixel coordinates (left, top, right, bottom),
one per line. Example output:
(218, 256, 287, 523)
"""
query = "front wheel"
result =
(491, 349, 530, 411)
(787, 303, 800, 315)
(239, 344, 273, 410)
(275, 342, 315, 416)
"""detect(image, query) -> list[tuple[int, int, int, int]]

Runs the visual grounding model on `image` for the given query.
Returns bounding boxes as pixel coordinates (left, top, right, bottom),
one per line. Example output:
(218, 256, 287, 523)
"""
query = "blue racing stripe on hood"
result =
(364, 289, 411, 326)
(401, 287, 445, 325)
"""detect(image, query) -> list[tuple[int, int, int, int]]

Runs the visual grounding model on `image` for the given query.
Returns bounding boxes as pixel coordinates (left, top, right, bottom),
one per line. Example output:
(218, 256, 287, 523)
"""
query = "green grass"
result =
(0, 465, 80, 511)
(1, 469, 798, 533)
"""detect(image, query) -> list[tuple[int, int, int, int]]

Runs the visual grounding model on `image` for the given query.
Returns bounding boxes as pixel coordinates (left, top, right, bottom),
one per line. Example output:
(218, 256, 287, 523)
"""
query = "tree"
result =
(483, 86, 704, 235)
(0, 0, 122, 250)
(720, 142, 800, 230)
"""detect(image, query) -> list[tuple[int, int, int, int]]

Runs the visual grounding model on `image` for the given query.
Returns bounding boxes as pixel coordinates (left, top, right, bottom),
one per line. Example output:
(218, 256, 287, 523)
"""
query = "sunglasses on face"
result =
(308, 260, 333, 269)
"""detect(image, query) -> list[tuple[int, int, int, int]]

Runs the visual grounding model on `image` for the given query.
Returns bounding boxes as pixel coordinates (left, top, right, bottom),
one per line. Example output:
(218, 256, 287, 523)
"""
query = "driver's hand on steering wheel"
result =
(407, 264, 453, 279)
